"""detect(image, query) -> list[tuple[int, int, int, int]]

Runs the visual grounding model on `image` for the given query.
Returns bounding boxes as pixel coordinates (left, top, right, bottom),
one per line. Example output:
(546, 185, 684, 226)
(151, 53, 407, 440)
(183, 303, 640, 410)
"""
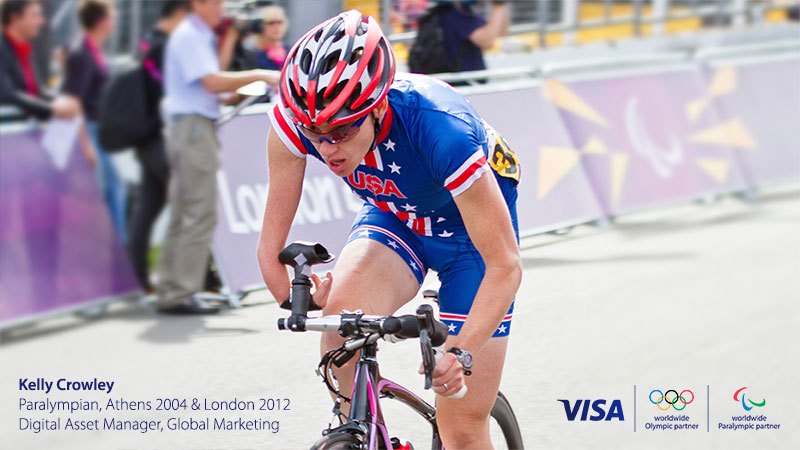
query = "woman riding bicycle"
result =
(257, 10, 521, 448)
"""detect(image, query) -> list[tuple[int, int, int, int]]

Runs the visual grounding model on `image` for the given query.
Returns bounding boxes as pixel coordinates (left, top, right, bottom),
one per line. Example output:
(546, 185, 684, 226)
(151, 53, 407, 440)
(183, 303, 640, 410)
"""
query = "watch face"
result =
(461, 352, 473, 368)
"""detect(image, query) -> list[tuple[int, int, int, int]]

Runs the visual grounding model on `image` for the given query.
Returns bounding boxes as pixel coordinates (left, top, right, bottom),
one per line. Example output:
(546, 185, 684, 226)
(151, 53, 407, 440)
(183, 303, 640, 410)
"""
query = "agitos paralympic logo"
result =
(649, 389, 694, 411)
(734, 387, 765, 411)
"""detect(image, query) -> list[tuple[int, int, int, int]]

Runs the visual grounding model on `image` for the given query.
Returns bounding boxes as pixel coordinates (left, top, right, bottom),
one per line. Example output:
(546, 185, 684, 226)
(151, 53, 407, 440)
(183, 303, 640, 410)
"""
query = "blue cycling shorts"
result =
(345, 179, 519, 338)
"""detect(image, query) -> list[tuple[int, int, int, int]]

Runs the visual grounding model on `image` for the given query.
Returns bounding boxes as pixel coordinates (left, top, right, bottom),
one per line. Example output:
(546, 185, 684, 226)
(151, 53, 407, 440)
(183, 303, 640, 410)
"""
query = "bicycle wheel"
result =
(489, 391, 524, 450)
(309, 431, 363, 450)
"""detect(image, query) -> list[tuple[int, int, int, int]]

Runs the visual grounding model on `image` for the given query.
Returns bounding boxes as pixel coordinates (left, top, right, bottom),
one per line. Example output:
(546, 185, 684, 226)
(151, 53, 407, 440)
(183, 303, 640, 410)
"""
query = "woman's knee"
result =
(439, 412, 490, 448)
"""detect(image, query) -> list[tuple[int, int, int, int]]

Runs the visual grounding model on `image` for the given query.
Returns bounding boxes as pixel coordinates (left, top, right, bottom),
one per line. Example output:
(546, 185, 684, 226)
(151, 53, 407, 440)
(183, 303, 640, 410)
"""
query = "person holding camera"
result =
(252, 5, 289, 71)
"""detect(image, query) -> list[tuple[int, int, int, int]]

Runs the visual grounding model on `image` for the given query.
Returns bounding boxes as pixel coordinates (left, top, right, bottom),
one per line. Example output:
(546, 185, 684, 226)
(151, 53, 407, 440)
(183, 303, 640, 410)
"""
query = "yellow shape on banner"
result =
(542, 79, 609, 128)
(538, 146, 581, 199)
(685, 68, 737, 123)
(582, 136, 607, 154)
(689, 119, 757, 150)
(709, 67, 737, 98)
(696, 158, 730, 183)
(610, 153, 629, 207)
(686, 98, 708, 123)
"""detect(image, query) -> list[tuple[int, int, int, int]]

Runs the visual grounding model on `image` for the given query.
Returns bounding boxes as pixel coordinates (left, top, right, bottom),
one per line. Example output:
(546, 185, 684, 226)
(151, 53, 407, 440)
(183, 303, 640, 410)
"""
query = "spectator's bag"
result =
(408, 7, 461, 75)
(97, 66, 160, 152)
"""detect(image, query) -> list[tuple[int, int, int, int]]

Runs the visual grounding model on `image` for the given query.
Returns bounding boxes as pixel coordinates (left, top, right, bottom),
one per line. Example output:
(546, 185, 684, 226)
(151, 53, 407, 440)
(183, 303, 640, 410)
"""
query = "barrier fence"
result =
(0, 128, 141, 328)
(1, 51, 797, 326)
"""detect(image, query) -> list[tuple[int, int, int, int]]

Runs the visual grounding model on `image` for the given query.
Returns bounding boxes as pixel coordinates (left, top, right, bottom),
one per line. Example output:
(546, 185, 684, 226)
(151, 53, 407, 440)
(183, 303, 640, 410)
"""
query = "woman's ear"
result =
(373, 97, 389, 118)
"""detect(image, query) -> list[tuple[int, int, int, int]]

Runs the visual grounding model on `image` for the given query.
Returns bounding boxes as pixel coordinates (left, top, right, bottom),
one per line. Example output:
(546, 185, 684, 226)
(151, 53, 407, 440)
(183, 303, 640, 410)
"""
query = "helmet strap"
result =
(368, 110, 382, 151)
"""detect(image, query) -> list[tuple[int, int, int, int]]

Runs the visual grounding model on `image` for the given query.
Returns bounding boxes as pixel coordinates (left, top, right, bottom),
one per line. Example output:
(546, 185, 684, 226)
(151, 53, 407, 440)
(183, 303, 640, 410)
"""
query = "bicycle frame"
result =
(336, 339, 443, 450)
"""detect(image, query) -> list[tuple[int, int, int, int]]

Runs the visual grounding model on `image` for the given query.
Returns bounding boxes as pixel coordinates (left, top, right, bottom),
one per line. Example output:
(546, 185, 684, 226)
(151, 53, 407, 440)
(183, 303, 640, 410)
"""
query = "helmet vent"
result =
(367, 52, 379, 76)
(323, 50, 341, 74)
(300, 49, 313, 74)
(350, 48, 364, 64)
(314, 28, 324, 41)
(357, 22, 368, 36)
(333, 29, 345, 42)
(346, 84, 363, 108)
(290, 81, 307, 110)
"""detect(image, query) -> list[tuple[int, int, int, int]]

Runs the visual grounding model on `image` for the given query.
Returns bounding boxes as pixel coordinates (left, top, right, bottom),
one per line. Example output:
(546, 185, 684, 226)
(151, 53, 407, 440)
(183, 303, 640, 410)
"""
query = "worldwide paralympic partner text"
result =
(719, 415, 781, 430)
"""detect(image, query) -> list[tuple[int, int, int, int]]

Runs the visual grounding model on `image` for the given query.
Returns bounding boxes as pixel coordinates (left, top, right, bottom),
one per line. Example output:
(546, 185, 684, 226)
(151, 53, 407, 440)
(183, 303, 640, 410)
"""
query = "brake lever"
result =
(420, 328, 435, 390)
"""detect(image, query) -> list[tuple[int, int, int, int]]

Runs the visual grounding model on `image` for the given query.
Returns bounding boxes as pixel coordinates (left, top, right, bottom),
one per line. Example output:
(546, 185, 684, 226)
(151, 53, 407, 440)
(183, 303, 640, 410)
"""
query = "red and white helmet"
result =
(279, 10, 396, 128)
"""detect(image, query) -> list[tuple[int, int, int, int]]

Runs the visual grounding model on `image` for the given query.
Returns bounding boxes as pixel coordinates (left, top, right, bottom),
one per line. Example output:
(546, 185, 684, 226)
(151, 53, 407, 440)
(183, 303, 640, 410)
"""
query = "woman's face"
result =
(261, 15, 287, 43)
(307, 113, 378, 178)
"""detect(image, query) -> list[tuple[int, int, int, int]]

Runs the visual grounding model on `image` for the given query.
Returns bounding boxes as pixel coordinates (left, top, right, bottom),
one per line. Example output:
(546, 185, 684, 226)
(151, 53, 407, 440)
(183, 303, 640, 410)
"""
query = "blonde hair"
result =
(255, 5, 287, 50)
(260, 5, 287, 28)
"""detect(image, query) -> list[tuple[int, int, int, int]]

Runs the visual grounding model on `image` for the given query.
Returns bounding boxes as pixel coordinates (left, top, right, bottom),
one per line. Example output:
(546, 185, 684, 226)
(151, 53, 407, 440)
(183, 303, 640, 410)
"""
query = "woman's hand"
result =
(311, 271, 333, 308)
(420, 352, 466, 398)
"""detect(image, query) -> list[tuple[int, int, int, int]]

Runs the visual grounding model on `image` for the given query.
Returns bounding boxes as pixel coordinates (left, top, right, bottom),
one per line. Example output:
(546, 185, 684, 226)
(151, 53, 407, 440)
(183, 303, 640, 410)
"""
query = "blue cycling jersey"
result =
(268, 73, 520, 337)
(268, 73, 518, 240)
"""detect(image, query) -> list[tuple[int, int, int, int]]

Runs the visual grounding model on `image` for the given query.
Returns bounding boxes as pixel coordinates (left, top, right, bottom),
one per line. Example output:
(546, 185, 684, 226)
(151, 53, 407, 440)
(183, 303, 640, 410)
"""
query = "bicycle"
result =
(276, 241, 524, 449)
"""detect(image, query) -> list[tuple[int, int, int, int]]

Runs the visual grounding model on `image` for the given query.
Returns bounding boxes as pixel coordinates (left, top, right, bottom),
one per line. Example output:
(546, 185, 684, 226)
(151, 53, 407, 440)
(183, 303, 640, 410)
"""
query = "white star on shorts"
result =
(402, 204, 416, 212)
(448, 323, 457, 333)
(409, 260, 418, 272)
(388, 161, 401, 174)
(384, 139, 396, 151)
(497, 324, 507, 334)
(387, 240, 399, 250)
(359, 230, 370, 238)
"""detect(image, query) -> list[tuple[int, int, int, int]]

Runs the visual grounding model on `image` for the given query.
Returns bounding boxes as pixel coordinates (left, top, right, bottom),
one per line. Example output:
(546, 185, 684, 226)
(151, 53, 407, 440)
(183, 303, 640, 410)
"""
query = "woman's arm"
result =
(451, 172, 522, 354)
(256, 128, 307, 302)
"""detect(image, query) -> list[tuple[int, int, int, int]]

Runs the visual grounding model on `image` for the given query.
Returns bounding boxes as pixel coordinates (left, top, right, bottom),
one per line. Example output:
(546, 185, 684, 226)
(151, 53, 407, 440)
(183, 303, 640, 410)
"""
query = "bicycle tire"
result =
(490, 391, 524, 449)
(309, 431, 363, 450)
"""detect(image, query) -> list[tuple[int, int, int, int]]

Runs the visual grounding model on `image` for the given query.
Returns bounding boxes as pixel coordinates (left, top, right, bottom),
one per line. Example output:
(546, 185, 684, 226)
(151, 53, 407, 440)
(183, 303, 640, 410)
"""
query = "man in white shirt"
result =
(158, 0, 278, 314)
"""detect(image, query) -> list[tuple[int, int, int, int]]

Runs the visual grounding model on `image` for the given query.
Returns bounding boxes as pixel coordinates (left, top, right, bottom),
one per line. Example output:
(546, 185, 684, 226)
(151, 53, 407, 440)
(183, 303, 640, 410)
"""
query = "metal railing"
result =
(387, 0, 799, 47)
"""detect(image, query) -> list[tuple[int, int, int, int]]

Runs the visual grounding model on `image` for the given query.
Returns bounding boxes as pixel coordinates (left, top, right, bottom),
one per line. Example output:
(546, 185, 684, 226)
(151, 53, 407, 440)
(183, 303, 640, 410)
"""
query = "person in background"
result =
(0, 0, 79, 120)
(438, 0, 509, 73)
(62, 0, 128, 244)
(156, 0, 279, 315)
(252, 5, 288, 71)
(126, 0, 189, 293)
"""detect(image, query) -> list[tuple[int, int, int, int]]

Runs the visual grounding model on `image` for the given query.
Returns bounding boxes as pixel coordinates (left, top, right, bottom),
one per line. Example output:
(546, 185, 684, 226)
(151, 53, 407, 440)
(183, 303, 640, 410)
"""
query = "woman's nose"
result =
(318, 140, 337, 157)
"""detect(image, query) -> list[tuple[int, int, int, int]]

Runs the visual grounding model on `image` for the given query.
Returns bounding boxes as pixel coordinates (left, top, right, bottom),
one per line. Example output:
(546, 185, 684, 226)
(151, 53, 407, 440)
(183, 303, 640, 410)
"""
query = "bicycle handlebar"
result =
(277, 313, 448, 347)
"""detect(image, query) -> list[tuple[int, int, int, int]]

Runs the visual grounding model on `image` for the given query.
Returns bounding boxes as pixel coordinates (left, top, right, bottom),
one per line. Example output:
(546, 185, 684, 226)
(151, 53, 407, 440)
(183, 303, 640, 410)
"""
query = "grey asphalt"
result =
(1, 184, 799, 450)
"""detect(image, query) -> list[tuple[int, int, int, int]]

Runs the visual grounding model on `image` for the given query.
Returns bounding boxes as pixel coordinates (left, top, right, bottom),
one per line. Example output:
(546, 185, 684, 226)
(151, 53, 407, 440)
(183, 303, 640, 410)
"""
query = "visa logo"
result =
(557, 399, 624, 421)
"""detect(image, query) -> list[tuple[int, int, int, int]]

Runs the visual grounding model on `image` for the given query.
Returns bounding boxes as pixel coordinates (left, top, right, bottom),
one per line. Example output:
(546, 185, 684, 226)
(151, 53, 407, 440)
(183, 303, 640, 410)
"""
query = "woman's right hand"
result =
(311, 271, 333, 309)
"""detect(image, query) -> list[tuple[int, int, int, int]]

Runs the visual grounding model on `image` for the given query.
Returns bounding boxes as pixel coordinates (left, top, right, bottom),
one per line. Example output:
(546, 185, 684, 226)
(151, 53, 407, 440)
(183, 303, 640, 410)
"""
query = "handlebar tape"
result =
(382, 315, 449, 347)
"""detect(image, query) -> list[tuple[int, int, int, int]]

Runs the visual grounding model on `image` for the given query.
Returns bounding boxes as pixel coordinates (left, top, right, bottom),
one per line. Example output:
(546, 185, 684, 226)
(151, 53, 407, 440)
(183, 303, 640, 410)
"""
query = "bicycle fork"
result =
(345, 343, 443, 449)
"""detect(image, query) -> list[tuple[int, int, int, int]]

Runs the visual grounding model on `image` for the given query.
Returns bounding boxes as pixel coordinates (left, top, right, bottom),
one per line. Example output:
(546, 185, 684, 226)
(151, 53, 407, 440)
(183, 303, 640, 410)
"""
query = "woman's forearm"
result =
(451, 261, 521, 353)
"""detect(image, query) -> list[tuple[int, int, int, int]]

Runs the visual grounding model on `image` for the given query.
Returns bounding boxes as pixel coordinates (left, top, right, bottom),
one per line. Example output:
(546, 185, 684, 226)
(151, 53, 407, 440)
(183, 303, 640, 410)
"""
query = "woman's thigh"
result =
(323, 237, 421, 316)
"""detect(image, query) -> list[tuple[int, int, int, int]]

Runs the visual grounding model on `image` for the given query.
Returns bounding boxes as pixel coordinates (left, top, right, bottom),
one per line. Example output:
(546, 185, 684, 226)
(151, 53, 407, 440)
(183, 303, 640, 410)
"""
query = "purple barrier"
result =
(547, 67, 752, 215)
(214, 114, 362, 293)
(704, 57, 800, 185)
(466, 87, 605, 233)
(0, 130, 140, 327)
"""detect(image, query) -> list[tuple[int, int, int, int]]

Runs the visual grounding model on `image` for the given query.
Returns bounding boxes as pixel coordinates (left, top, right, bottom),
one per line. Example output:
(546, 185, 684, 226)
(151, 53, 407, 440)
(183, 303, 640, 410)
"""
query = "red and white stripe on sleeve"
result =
(444, 149, 490, 197)
(267, 104, 307, 159)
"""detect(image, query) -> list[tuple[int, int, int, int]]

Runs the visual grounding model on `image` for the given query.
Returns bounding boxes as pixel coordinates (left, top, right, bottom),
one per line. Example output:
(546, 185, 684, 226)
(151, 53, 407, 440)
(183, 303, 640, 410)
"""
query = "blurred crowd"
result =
(0, 0, 508, 315)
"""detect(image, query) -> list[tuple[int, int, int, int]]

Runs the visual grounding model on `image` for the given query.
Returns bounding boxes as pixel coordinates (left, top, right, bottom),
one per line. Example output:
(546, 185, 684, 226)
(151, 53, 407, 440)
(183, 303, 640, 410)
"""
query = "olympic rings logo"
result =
(649, 389, 694, 411)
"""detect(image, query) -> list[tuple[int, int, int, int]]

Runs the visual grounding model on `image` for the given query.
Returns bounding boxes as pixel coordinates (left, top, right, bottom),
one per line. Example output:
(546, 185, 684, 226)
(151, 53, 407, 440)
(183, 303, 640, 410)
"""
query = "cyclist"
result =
(257, 10, 521, 448)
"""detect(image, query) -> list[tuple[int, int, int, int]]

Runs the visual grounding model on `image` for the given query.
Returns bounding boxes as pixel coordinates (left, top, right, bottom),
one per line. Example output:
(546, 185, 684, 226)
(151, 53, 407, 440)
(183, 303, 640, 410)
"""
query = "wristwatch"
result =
(447, 347, 473, 376)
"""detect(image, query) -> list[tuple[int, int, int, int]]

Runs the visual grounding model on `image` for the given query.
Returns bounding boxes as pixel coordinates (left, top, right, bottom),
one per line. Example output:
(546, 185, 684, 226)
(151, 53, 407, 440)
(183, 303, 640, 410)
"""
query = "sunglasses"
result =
(296, 114, 369, 144)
